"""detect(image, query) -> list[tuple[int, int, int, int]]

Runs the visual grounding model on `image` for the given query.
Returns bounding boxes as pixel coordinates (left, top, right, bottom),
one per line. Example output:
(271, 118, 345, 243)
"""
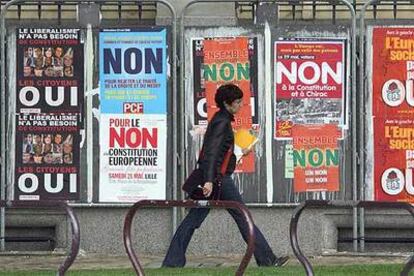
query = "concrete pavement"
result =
(0, 251, 411, 271)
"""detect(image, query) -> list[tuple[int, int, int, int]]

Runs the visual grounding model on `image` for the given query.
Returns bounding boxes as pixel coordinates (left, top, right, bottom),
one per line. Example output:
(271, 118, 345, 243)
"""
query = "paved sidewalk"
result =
(0, 251, 411, 271)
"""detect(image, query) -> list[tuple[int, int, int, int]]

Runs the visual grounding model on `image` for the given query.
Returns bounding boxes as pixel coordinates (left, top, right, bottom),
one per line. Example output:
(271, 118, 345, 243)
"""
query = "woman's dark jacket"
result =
(198, 108, 237, 183)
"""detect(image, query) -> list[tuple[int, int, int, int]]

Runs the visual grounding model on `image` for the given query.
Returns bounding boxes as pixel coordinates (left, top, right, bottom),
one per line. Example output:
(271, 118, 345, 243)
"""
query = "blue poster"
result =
(99, 29, 167, 114)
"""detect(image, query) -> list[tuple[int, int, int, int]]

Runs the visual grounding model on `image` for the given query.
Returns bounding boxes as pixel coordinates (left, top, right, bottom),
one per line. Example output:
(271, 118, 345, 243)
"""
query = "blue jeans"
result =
(162, 175, 277, 267)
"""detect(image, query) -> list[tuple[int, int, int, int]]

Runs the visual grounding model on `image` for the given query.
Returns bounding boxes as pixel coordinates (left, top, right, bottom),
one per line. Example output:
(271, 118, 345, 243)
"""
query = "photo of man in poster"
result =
(22, 46, 75, 78)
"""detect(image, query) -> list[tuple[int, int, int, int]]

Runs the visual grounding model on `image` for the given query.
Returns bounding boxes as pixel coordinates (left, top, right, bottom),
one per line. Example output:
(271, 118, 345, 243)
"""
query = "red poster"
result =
(274, 40, 346, 139)
(203, 38, 254, 173)
(372, 27, 414, 202)
(292, 124, 341, 192)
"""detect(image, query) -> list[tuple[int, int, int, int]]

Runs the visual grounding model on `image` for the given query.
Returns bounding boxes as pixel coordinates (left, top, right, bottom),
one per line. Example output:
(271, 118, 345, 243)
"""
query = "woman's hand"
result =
(242, 147, 253, 156)
(203, 182, 213, 197)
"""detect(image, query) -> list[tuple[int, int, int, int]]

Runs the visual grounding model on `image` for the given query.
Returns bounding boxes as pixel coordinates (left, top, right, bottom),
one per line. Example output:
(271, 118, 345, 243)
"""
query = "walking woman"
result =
(162, 84, 289, 268)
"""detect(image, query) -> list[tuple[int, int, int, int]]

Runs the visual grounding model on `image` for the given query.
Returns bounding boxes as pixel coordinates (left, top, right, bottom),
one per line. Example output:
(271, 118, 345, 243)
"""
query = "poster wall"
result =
(15, 28, 83, 200)
(371, 27, 414, 203)
(192, 37, 258, 173)
(99, 29, 167, 202)
(274, 39, 346, 140)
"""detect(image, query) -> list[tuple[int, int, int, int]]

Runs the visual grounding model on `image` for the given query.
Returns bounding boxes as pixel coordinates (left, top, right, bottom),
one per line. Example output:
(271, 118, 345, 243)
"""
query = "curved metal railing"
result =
(123, 199, 256, 276)
(290, 200, 414, 276)
(0, 200, 80, 276)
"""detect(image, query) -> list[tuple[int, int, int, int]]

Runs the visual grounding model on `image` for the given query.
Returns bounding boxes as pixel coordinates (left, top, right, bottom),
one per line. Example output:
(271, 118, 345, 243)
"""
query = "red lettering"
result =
(18, 167, 34, 173)
(142, 128, 158, 147)
(109, 127, 158, 148)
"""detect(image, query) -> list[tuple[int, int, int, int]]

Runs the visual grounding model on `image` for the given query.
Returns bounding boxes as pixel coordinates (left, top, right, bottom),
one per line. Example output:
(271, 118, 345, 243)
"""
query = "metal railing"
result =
(0, 200, 80, 276)
(290, 200, 414, 276)
(123, 199, 256, 276)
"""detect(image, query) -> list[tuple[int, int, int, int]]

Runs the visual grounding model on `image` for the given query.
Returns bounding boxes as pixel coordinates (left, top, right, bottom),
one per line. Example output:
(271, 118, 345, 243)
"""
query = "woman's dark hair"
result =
(214, 84, 244, 109)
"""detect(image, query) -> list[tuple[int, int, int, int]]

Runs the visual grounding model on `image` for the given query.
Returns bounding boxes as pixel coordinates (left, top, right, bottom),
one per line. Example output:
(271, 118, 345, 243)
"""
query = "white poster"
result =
(99, 114, 166, 202)
(99, 29, 168, 202)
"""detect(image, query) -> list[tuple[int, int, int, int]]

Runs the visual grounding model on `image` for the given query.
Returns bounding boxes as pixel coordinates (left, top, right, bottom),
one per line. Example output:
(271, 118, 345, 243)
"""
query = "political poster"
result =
(99, 29, 167, 202)
(292, 124, 341, 192)
(191, 37, 257, 173)
(15, 28, 83, 200)
(371, 27, 414, 203)
(191, 36, 258, 128)
(274, 39, 347, 140)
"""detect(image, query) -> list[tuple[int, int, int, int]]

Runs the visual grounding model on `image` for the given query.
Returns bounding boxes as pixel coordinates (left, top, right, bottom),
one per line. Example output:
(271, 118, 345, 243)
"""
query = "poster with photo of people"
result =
(23, 46, 74, 78)
(21, 133, 74, 165)
(15, 28, 83, 201)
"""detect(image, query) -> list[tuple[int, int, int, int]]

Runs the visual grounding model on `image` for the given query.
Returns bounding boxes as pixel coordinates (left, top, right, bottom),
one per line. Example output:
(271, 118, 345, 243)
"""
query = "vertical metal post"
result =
(86, 24, 94, 203)
(138, 2, 143, 20)
(264, 21, 274, 203)
(0, 194, 4, 251)
(178, 1, 187, 233)
(312, 0, 316, 19)
(37, 1, 41, 19)
(167, 0, 178, 236)
(359, 0, 380, 253)
(0, 0, 19, 254)
(358, 1, 367, 254)
(117, 1, 122, 21)
(57, 2, 62, 25)
(17, 5, 21, 19)
(393, 0, 397, 19)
